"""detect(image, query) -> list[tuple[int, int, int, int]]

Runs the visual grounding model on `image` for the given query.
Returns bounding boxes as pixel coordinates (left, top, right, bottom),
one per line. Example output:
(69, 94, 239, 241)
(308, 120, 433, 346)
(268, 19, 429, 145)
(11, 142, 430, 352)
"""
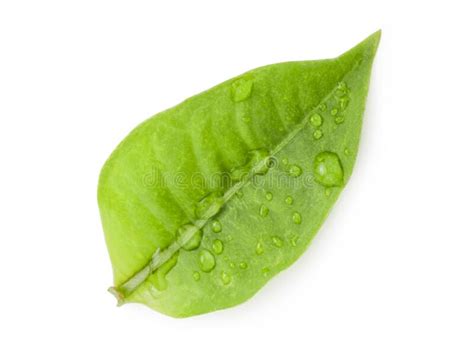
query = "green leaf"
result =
(98, 31, 381, 317)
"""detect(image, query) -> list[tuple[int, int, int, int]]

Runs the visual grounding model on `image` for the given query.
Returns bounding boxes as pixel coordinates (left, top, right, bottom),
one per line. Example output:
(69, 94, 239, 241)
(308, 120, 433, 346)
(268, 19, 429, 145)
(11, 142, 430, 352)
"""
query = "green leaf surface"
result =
(98, 31, 380, 317)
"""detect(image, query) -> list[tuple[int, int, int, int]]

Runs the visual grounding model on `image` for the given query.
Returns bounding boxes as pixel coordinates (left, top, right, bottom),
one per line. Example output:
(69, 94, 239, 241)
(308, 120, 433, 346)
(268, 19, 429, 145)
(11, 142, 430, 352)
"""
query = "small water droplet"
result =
(239, 262, 248, 269)
(272, 236, 283, 248)
(211, 220, 222, 233)
(331, 108, 338, 116)
(282, 157, 289, 165)
(232, 77, 253, 102)
(229, 262, 235, 268)
(177, 224, 203, 251)
(335, 116, 345, 124)
(195, 191, 224, 219)
(265, 192, 273, 201)
(193, 271, 201, 281)
(292, 212, 302, 224)
(285, 196, 294, 205)
(221, 271, 232, 285)
(289, 164, 302, 177)
(310, 113, 323, 127)
(314, 151, 344, 187)
(259, 204, 269, 217)
(290, 235, 299, 247)
(313, 129, 323, 140)
(318, 103, 327, 112)
(344, 148, 350, 156)
(198, 249, 216, 272)
(212, 239, 224, 255)
(256, 241, 264, 255)
(339, 97, 349, 110)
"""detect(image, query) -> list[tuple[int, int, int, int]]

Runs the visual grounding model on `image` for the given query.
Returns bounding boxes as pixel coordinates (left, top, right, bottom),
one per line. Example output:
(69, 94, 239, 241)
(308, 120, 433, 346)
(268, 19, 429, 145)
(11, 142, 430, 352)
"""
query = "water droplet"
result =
(232, 77, 253, 102)
(344, 148, 350, 156)
(195, 191, 224, 219)
(290, 235, 299, 247)
(335, 116, 345, 124)
(177, 224, 203, 251)
(256, 241, 264, 255)
(156, 252, 179, 291)
(310, 113, 323, 127)
(313, 129, 323, 140)
(239, 262, 248, 269)
(285, 196, 294, 205)
(211, 220, 222, 233)
(339, 97, 349, 110)
(212, 239, 224, 255)
(272, 236, 283, 248)
(193, 271, 201, 281)
(262, 267, 270, 276)
(265, 192, 273, 201)
(318, 103, 327, 112)
(314, 151, 344, 187)
(331, 108, 338, 116)
(289, 164, 302, 177)
(281, 157, 289, 165)
(229, 262, 235, 268)
(198, 249, 216, 272)
(259, 204, 269, 217)
(292, 212, 302, 224)
(221, 271, 232, 285)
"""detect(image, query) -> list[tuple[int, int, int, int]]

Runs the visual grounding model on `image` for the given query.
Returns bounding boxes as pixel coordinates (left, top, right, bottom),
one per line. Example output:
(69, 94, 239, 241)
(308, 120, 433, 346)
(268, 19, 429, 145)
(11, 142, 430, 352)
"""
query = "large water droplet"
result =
(211, 220, 222, 233)
(177, 224, 203, 251)
(221, 271, 232, 285)
(259, 204, 269, 217)
(256, 241, 264, 255)
(232, 77, 253, 102)
(292, 212, 302, 224)
(310, 113, 323, 127)
(212, 239, 224, 255)
(198, 249, 216, 272)
(272, 236, 283, 248)
(195, 191, 224, 219)
(314, 151, 344, 187)
(289, 165, 302, 177)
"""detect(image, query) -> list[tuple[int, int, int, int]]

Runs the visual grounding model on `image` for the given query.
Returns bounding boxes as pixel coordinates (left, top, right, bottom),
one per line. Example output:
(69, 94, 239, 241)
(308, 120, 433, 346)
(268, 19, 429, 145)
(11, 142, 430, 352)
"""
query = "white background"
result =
(1, 1, 473, 353)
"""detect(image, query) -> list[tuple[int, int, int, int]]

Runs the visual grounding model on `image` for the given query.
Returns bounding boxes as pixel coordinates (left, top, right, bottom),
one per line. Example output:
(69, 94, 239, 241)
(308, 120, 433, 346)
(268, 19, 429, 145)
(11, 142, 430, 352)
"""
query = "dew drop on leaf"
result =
(265, 192, 273, 201)
(177, 224, 203, 251)
(289, 165, 302, 177)
(272, 236, 283, 248)
(239, 262, 248, 269)
(211, 220, 222, 233)
(212, 239, 224, 255)
(221, 271, 232, 285)
(198, 250, 216, 272)
(256, 241, 264, 255)
(314, 151, 344, 187)
(310, 113, 323, 127)
(193, 271, 201, 281)
(259, 204, 269, 217)
(292, 212, 302, 225)
(285, 196, 294, 205)
(313, 129, 323, 140)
